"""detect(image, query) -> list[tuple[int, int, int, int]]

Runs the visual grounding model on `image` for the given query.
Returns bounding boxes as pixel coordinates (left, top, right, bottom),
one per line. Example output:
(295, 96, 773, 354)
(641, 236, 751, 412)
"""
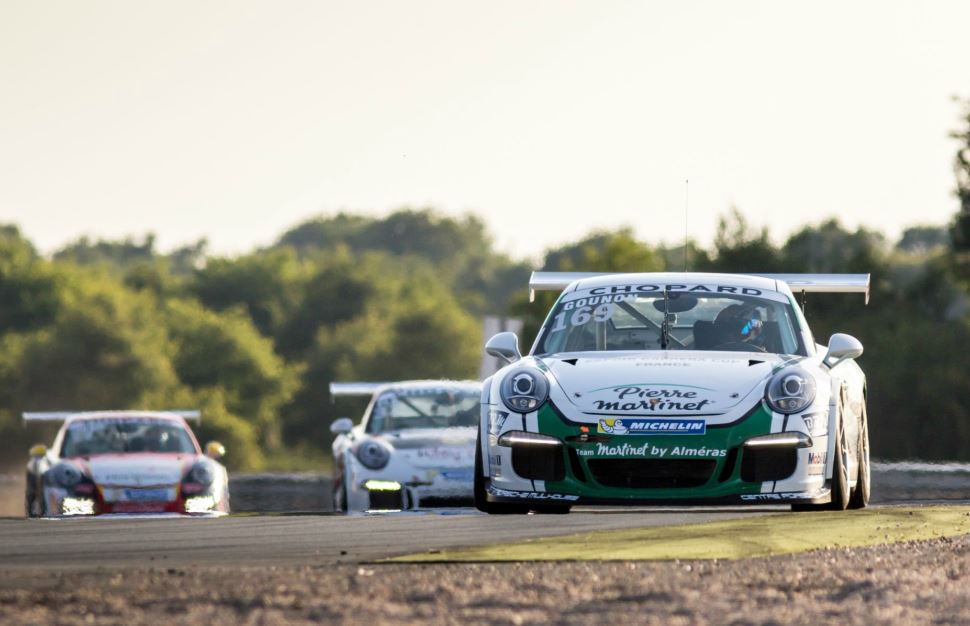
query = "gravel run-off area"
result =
(1, 533, 968, 625)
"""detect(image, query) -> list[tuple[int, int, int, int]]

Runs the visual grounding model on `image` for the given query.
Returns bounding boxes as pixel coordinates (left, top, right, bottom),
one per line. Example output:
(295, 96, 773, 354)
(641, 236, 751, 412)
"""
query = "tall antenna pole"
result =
(683, 178, 689, 272)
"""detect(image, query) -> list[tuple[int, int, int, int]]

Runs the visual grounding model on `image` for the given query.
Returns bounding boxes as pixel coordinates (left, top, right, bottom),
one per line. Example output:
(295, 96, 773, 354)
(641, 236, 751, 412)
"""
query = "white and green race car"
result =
(476, 272, 871, 513)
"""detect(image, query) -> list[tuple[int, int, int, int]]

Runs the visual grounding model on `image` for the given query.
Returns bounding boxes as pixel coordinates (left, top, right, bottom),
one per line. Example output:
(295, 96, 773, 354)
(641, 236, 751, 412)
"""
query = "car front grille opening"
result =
(718, 447, 740, 483)
(367, 488, 406, 510)
(567, 447, 587, 483)
(587, 459, 716, 489)
(511, 445, 565, 482)
(740, 447, 797, 482)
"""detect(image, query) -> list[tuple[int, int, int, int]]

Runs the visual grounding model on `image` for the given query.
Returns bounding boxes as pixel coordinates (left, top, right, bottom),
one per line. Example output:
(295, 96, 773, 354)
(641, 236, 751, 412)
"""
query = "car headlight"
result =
(356, 439, 391, 470)
(500, 368, 550, 413)
(50, 463, 84, 488)
(765, 366, 817, 414)
(189, 462, 215, 485)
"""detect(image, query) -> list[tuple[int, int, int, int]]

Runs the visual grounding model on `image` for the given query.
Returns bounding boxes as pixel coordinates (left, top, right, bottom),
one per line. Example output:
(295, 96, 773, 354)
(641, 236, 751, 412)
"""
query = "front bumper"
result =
(484, 401, 830, 505)
(485, 484, 832, 506)
(41, 484, 229, 516)
(347, 472, 474, 511)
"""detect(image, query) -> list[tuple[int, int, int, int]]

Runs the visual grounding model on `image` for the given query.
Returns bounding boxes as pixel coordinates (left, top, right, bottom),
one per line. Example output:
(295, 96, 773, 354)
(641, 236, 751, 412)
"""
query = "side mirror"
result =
(485, 332, 522, 364)
(330, 417, 354, 435)
(29, 444, 47, 458)
(824, 333, 864, 368)
(205, 441, 226, 460)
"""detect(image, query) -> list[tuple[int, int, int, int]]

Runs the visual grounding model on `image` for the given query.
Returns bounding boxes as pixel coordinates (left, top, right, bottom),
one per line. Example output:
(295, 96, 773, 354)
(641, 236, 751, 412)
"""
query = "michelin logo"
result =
(597, 418, 706, 436)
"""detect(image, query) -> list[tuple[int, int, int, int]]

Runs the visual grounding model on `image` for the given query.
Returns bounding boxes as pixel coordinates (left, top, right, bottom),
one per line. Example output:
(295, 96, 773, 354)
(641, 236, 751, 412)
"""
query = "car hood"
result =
(541, 351, 799, 416)
(82, 454, 192, 487)
(379, 427, 476, 468)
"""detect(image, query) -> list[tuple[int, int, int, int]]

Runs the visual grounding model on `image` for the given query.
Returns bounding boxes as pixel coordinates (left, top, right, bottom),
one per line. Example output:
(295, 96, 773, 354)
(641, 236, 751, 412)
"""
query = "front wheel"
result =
(331, 472, 348, 513)
(848, 402, 870, 509)
(25, 472, 41, 518)
(828, 397, 851, 511)
(791, 395, 850, 512)
(474, 431, 529, 515)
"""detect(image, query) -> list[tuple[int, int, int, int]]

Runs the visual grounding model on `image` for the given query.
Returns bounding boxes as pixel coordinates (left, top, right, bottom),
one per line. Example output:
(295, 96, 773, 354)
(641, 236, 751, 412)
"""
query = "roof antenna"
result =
(683, 178, 689, 272)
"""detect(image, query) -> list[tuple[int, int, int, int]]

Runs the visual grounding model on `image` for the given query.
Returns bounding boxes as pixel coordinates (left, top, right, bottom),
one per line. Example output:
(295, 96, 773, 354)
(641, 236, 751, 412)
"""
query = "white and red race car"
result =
(329, 381, 481, 512)
(24, 410, 229, 517)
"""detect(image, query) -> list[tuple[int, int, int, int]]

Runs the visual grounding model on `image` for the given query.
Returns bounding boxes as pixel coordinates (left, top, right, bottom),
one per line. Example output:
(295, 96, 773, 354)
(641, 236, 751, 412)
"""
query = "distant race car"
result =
(476, 271, 871, 513)
(24, 410, 230, 517)
(330, 380, 481, 512)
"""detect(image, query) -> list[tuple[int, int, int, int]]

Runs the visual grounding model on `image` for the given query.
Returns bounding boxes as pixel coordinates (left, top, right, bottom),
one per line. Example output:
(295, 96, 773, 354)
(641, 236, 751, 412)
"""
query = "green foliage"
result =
(190, 249, 303, 337)
(705, 207, 782, 272)
(182, 388, 266, 471)
(6, 270, 180, 412)
(897, 226, 950, 254)
(54, 234, 157, 268)
(278, 208, 488, 264)
(274, 247, 375, 360)
(541, 228, 663, 273)
(0, 226, 61, 333)
(275, 208, 531, 315)
(166, 299, 296, 449)
(282, 263, 480, 449)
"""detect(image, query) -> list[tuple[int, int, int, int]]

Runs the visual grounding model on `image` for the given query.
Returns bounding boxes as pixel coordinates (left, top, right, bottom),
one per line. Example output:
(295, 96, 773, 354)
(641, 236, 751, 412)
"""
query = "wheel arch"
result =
(478, 375, 494, 477)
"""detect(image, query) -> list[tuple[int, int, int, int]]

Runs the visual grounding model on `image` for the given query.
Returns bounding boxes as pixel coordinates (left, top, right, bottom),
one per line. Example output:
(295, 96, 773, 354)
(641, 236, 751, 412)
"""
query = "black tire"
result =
(827, 400, 851, 511)
(332, 470, 348, 513)
(474, 430, 529, 515)
(848, 401, 870, 510)
(25, 472, 39, 518)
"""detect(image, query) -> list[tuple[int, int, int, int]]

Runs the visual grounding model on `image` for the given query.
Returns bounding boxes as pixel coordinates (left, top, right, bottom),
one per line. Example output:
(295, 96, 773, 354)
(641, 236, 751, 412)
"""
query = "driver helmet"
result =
(142, 424, 169, 452)
(714, 304, 764, 344)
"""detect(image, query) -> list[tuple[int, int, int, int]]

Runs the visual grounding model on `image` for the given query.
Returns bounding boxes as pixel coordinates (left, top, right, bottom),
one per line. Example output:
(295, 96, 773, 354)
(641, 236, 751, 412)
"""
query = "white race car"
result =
(476, 272, 870, 513)
(329, 380, 481, 512)
(24, 410, 229, 517)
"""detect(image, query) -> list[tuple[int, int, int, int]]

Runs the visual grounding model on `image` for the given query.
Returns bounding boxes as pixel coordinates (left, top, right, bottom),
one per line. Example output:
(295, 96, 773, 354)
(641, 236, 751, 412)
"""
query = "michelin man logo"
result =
(598, 419, 629, 435)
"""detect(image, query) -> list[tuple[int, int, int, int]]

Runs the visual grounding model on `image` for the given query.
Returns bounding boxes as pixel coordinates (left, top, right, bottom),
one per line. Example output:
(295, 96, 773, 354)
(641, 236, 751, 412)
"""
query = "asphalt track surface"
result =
(0, 507, 787, 570)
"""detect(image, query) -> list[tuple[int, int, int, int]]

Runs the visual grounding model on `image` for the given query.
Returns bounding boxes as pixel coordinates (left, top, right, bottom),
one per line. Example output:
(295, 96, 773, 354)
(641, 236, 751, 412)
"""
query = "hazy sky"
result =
(1, 1, 968, 260)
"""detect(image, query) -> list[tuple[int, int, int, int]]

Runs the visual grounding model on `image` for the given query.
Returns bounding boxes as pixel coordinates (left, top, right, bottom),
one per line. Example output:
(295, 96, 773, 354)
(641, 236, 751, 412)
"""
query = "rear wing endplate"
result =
(328, 382, 387, 402)
(22, 410, 202, 425)
(528, 272, 870, 304)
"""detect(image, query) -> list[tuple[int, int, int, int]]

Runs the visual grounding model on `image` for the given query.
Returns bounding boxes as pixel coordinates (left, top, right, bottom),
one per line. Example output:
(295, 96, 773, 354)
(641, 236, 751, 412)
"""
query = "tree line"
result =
(2, 103, 968, 470)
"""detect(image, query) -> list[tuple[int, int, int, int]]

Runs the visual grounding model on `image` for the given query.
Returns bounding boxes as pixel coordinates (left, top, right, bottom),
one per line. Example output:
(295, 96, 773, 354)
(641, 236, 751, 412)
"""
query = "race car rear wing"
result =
(528, 272, 871, 304)
(328, 382, 387, 401)
(22, 410, 202, 425)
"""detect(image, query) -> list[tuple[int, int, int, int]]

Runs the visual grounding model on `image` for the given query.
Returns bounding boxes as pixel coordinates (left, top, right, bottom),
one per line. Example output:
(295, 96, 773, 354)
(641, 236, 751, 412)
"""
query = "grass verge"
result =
(390, 505, 970, 562)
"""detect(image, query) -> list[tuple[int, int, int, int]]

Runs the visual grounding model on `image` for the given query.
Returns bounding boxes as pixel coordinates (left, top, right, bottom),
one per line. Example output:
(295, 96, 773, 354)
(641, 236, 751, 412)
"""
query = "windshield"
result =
(60, 418, 198, 457)
(535, 286, 806, 356)
(367, 387, 480, 433)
